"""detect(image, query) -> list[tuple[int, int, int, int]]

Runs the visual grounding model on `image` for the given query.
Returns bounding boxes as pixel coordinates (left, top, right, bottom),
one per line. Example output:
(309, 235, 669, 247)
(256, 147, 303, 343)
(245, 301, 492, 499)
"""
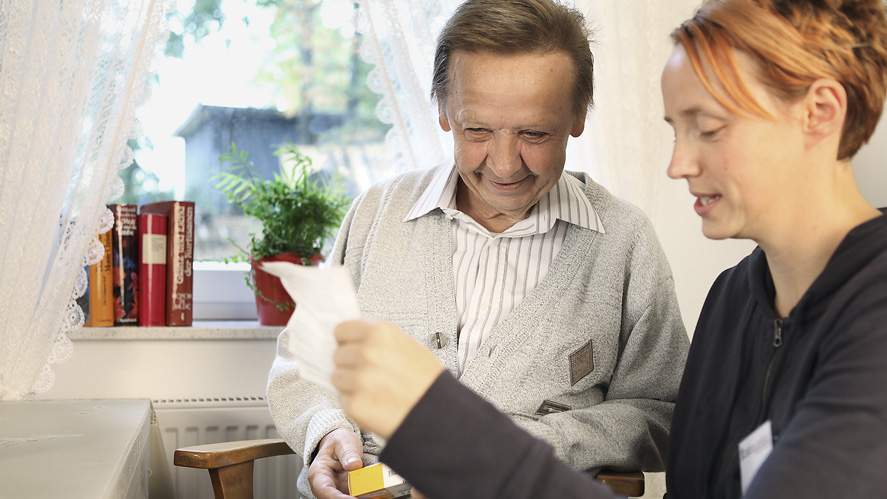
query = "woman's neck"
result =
(758, 166, 880, 318)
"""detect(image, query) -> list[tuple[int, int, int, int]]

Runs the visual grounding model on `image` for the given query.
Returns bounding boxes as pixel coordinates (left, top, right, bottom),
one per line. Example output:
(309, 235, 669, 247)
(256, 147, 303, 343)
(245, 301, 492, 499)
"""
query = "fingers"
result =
(332, 435, 364, 471)
(310, 430, 363, 499)
(308, 458, 354, 499)
(333, 344, 365, 368)
(410, 487, 428, 499)
(334, 320, 372, 345)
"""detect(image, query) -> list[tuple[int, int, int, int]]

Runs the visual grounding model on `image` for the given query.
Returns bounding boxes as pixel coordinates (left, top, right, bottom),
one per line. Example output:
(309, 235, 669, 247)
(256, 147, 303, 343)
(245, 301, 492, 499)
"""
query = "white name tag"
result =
(739, 420, 773, 494)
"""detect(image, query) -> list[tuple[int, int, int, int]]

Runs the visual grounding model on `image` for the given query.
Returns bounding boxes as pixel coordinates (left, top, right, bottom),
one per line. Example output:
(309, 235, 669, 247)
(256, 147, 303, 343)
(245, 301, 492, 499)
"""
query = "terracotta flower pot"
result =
(251, 252, 324, 326)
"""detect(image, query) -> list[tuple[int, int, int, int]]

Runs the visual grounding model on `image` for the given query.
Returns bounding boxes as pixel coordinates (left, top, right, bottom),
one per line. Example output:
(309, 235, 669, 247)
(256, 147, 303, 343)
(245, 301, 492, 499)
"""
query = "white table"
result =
(0, 399, 153, 499)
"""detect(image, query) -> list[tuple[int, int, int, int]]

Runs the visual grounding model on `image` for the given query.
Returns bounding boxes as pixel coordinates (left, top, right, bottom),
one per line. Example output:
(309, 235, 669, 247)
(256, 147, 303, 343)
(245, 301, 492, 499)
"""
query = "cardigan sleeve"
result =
(380, 372, 619, 499)
(267, 192, 370, 466)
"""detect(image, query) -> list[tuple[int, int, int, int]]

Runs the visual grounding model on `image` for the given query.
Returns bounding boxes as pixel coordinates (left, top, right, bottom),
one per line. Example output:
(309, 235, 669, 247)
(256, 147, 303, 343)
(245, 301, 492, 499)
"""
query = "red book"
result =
(109, 204, 139, 325)
(138, 213, 167, 327)
(140, 201, 195, 326)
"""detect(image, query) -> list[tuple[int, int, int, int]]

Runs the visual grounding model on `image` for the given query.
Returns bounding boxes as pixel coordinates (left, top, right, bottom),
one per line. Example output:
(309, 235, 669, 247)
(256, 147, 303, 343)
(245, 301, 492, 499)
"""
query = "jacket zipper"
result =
(761, 319, 784, 414)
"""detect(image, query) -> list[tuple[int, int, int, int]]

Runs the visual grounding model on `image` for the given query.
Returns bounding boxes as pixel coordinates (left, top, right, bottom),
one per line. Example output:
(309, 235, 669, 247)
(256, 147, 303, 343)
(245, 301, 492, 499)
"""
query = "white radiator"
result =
(153, 396, 303, 499)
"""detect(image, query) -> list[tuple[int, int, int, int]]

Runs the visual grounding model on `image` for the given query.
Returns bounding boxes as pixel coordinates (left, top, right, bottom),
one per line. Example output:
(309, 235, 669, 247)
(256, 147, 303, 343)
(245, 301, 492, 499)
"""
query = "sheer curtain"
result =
(355, 0, 462, 173)
(0, 0, 168, 400)
(569, 0, 702, 214)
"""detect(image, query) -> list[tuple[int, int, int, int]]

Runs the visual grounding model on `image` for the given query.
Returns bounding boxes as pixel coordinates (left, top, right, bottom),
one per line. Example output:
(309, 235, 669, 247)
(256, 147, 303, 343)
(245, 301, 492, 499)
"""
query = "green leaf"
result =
(212, 141, 350, 261)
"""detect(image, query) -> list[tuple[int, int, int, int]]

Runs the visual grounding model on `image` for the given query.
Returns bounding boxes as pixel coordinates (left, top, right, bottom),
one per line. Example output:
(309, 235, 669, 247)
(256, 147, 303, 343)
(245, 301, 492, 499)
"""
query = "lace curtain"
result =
(0, 0, 168, 400)
(354, 0, 462, 173)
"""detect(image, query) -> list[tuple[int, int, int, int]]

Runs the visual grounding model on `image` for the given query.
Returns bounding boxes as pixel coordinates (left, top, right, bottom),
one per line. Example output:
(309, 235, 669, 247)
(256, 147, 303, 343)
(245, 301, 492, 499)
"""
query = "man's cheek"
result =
(455, 142, 487, 170)
(524, 144, 565, 177)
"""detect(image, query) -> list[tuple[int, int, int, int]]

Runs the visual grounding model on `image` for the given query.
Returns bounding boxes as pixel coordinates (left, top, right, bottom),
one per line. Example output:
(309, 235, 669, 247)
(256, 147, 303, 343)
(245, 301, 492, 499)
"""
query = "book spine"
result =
(86, 230, 114, 327)
(138, 213, 167, 327)
(110, 204, 139, 325)
(167, 202, 194, 326)
(76, 266, 90, 322)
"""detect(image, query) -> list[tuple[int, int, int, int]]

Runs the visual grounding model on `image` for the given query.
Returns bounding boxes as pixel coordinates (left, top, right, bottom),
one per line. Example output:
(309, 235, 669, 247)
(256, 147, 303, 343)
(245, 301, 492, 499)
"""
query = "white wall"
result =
(854, 115, 887, 209)
(573, 0, 886, 336)
(568, 0, 754, 336)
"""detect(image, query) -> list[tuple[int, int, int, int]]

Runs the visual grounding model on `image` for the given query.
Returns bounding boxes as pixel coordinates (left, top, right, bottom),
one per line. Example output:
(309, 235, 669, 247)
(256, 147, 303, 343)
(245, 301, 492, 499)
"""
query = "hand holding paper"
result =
(261, 262, 360, 394)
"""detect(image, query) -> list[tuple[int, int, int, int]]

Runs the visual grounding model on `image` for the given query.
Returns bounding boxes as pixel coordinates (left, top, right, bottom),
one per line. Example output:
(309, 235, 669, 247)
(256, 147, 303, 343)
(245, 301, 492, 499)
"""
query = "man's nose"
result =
(486, 132, 522, 179)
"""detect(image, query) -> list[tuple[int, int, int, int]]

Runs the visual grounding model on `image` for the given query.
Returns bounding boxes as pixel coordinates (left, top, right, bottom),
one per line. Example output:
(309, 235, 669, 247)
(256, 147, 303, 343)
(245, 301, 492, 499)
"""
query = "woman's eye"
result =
(700, 126, 725, 139)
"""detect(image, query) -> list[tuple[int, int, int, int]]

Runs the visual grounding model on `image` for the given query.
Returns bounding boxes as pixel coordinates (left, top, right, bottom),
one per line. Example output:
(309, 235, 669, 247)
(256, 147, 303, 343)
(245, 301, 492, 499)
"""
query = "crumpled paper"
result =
(261, 262, 360, 393)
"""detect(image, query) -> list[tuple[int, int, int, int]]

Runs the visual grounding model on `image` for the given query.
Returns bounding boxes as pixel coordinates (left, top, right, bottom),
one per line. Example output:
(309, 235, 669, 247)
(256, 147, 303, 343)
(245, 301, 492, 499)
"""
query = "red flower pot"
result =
(251, 252, 324, 326)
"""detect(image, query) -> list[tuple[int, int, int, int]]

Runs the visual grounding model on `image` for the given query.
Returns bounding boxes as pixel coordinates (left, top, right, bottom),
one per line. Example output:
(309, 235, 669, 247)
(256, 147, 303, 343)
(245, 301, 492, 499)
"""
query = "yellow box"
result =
(347, 463, 411, 498)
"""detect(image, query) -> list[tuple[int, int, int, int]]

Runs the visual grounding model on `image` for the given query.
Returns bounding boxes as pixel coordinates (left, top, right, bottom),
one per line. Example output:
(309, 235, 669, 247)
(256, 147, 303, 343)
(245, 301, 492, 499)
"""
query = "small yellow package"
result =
(347, 463, 411, 498)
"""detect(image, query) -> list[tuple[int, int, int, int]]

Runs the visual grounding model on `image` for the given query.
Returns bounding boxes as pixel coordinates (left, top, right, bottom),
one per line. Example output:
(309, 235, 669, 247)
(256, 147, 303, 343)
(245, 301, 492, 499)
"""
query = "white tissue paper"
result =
(261, 262, 361, 393)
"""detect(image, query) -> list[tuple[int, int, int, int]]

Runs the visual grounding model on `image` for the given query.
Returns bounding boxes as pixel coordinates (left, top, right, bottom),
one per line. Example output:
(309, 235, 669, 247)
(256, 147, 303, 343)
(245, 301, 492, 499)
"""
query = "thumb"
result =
(334, 438, 363, 470)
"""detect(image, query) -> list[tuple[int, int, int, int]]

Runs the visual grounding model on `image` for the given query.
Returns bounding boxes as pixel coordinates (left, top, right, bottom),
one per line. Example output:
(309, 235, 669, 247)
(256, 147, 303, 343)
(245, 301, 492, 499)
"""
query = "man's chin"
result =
(484, 200, 536, 220)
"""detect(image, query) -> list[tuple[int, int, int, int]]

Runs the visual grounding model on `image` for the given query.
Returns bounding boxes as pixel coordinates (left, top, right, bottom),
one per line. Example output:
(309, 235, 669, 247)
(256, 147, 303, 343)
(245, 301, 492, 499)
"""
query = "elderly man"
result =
(268, 1, 689, 498)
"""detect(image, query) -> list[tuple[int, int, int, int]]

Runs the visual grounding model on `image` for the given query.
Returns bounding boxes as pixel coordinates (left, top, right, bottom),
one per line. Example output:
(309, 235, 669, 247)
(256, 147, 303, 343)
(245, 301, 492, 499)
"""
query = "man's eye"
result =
(465, 128, 492, 140)
(521, 130, 548, 142)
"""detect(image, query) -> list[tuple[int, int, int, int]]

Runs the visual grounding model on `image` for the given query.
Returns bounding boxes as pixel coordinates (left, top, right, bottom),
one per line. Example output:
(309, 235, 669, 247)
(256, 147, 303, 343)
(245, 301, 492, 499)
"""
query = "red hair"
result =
(673, 0, 887, 159)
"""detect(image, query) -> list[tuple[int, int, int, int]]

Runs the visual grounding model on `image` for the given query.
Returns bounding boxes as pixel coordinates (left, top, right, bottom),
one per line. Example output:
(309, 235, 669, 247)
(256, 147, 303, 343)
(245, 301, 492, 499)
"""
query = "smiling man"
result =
(268, 1, 689, 498)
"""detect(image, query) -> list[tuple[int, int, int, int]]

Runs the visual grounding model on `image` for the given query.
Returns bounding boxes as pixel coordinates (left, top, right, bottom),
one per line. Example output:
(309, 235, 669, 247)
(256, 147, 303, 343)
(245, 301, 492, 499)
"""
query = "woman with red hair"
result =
(331, 1, 887, 497)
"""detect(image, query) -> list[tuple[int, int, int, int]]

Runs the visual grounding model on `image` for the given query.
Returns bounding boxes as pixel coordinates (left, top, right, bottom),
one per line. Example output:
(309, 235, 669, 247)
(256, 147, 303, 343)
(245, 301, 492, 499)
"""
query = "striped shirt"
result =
(405, 166, 604, 371)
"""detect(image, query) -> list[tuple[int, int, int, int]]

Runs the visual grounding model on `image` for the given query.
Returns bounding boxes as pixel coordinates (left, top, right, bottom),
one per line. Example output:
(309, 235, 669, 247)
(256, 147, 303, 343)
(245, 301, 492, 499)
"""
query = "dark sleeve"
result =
(379, 372, 618, 499)
(746, 298, 887, 497)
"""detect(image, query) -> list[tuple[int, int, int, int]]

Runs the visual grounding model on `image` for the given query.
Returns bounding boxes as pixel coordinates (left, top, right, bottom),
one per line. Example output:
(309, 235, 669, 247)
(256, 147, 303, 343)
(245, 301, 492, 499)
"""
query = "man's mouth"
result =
(491, 178, 527, 187)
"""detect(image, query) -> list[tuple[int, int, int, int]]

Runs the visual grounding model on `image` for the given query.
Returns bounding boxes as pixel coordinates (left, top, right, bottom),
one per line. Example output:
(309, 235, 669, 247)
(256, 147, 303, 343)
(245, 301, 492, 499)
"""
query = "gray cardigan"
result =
(267, 165, 689, 494)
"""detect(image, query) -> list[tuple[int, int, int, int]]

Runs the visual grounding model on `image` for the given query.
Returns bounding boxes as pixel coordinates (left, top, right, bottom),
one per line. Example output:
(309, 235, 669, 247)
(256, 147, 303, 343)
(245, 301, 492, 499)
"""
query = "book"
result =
(109, 204, 139, 325)
(76, 266, 90, 322)
(140, 201, 195, 326)
(348, 463, 411, 498)
(138, 213, 167, 327)
(86, 230, 114, 327)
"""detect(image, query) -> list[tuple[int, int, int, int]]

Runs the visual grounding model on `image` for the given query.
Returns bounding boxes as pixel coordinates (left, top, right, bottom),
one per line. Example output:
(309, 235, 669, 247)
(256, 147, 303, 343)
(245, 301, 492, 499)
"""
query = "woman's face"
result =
(661, 45, 806, 241)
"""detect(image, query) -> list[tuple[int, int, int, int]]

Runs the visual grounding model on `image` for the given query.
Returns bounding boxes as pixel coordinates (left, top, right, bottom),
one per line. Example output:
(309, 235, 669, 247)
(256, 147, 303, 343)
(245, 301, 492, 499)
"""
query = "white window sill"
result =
(72, 321, 283, 341)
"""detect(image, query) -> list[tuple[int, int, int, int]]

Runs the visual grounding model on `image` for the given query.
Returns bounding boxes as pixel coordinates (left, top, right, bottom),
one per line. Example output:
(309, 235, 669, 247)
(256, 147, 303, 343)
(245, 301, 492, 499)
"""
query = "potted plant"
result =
(213, 143, 349, 325)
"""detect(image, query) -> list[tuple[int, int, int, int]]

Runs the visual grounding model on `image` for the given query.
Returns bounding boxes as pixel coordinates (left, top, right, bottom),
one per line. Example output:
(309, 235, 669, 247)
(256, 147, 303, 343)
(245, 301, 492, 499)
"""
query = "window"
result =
(124, 0, 392, 319)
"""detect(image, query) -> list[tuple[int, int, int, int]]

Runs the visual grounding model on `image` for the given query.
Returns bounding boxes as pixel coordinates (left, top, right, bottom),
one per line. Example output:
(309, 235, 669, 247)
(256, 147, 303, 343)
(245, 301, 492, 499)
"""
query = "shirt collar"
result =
(404, 164, 458, 221)
(404, 164, 604, 234)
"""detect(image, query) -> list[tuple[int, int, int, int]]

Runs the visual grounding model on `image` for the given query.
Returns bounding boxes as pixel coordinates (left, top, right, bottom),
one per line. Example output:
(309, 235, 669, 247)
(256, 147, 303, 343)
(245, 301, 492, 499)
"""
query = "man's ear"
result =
(570, 112, 586, 137)
(438, 101, 451, 132)
(802, 78, 846, 150)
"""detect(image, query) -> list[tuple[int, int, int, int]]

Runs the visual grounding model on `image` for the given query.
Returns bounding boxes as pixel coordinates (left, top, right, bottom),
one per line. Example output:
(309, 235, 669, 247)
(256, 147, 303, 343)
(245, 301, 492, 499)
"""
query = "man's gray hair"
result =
(431, 0, 595, 116)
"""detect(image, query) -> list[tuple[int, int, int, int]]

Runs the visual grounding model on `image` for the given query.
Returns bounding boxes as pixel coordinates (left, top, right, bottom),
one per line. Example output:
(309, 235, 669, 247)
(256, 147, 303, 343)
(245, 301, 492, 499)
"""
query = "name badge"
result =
(738, 420, 773, 494)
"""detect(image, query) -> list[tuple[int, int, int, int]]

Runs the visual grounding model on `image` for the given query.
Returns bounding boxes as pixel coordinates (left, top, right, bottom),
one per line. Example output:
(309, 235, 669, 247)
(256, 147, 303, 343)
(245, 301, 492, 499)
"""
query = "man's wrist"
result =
(303, 409, 359, 465)
(310, 427, 350, 464)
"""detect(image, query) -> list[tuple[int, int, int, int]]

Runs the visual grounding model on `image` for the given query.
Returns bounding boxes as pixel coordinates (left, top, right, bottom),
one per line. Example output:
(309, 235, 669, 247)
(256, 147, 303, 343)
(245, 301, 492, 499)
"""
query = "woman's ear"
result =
(802, 79, 847, 150)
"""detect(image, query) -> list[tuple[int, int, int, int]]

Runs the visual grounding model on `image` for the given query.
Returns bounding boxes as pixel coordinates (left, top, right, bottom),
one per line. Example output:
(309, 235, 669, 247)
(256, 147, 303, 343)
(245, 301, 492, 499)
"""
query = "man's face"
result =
(440, 50, 585, 227)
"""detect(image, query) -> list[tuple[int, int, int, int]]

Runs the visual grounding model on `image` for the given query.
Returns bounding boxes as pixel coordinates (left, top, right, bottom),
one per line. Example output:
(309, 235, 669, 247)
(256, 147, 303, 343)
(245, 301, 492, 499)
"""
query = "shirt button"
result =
(429, 332, 449, 349)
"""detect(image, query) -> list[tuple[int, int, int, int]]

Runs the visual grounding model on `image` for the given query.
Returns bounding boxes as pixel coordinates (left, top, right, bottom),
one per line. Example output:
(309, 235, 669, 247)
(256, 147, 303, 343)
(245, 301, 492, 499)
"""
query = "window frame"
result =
(192, 261, 257, 321)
